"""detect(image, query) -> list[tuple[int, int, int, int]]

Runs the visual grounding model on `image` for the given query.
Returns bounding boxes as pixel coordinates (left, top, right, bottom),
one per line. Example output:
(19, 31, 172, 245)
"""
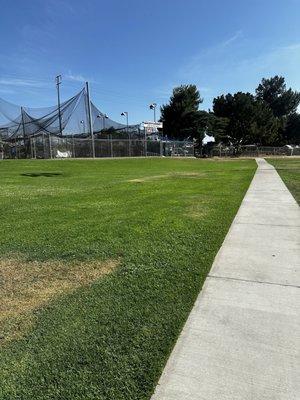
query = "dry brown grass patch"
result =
(0, 256, 119, 344)
(128, 172, 205, 183)
(185, 203, 208, 219)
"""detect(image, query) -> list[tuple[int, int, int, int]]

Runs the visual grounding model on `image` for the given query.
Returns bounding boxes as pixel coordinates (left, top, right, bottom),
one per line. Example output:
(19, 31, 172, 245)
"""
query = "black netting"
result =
(0, 87, 140, 140)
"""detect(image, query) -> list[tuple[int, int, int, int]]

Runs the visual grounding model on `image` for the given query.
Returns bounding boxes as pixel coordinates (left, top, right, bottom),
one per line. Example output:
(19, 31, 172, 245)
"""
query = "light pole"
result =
(97, 114, 109, 131)
(149, 103, 157, 123)
(121, 111, 130, 156)
(55, 75, 63, 135)
(121, 111, 129, 132)
(80, 120, 85, 134)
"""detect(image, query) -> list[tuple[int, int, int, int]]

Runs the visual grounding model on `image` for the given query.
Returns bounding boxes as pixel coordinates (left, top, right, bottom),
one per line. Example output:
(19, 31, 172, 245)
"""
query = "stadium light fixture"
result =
(149, 103, 157, 122)
(80, 119, 85, 133)
(97, 114, 109, 130)
(121, 112, 129, 132)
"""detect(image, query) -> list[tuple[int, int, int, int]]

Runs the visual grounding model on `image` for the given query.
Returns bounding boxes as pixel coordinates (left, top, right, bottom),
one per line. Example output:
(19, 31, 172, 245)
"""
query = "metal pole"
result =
(42, 132, 45, 158)
(56, 75, 63, 135)
(30, 137, 33, 158)
(21, 107, 27, 158)
(154, 105, 156, 123)
(127, 113, 131, 157)
(49, 134, 53, 159)
(144, 126, 147, 156)
(86, 82, 95, 158)
(72, 135, 75, 158)
(33, 136, 36, 158)
(110, 135, 113, 157)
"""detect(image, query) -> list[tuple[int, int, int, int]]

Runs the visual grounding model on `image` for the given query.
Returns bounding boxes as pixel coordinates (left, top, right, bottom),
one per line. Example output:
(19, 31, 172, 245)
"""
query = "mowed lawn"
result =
(0, 158, 256, 400)
(269, 157, 300, 203)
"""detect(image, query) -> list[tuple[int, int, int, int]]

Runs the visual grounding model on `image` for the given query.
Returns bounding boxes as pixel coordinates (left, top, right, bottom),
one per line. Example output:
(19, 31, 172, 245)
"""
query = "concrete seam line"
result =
(208, 274, 300, 289)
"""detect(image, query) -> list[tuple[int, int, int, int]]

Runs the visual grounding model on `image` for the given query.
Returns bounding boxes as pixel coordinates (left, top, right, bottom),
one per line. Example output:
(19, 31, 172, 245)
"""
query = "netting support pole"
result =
(86, 82, 95, 158)
(56, 75, 63, 135)
(21, 107, 27, 158)
(72, 135, 75, 158)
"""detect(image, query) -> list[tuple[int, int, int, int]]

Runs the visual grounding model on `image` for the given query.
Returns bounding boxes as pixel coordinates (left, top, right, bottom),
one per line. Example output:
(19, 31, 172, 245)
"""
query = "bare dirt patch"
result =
(0, 256, 119, 343)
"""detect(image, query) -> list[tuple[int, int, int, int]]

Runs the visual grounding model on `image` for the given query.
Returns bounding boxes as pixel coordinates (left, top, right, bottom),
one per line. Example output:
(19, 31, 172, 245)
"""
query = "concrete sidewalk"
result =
(151, 158, 300, 400)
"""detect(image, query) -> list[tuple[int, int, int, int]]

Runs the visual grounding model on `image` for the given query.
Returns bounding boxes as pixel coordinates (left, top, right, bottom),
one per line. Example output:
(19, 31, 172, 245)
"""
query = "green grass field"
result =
(0, 158, 256, 400)
(269, 158, 300, 203)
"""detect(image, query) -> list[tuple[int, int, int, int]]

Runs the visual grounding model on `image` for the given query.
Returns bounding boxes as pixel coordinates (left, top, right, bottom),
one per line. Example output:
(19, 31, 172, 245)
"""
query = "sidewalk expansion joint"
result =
(208, 274, 300, 289)
(235, 222, 300, 228)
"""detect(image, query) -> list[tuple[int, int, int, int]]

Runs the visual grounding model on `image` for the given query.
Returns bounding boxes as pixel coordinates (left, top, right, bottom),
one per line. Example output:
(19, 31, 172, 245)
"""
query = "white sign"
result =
(143, 121, 163, 129)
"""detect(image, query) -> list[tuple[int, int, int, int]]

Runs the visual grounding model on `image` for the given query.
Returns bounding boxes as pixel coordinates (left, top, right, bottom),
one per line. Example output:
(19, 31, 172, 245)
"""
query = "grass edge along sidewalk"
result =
(268, 157, 300, 204)
(151, 158, 300, 400)
(0, 158, 256, 400)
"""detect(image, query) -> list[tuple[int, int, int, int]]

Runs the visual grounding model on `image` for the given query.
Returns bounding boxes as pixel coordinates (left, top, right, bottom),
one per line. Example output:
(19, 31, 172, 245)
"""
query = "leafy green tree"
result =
(251, 100, 281, 145)
(160, 85, 208, 141)
(256, 76, 300, 117)
(213, 92, 278, 146)
(205, 113, 229, 143)
(284, 113, 300, 144)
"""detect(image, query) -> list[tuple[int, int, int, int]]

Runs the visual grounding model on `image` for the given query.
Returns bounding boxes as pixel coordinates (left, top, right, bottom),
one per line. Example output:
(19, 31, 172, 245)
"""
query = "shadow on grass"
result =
(21, 172, 62, 178)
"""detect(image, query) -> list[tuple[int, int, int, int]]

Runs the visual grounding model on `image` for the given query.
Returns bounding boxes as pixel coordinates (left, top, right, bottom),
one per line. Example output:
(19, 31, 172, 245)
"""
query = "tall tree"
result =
(256, 76, 300, 117)
(213, 92, 278, 146)
(160, 85, 208, 141)
(284, 113, 300, 145)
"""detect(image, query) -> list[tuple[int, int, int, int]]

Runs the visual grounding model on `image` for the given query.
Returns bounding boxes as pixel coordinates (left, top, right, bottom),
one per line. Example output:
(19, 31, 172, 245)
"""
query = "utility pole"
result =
(86, 81, 95, 158)
(55, 75, 63, 135)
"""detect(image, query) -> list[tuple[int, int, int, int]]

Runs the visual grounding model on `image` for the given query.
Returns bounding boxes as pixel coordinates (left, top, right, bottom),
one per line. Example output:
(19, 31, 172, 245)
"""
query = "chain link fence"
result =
(209, 145, 300, 157)
(0, 136, 195, 159)
(2, 138, 299, 160)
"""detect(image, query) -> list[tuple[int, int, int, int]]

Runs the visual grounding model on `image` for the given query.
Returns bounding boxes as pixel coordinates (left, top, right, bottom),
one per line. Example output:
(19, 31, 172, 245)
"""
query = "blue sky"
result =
(0, 0, 299, 123)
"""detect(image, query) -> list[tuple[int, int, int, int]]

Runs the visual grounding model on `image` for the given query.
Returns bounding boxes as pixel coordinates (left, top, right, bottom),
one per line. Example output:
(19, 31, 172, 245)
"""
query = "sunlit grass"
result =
(269, 158, 300, 203)
(0, 157, 256, 400)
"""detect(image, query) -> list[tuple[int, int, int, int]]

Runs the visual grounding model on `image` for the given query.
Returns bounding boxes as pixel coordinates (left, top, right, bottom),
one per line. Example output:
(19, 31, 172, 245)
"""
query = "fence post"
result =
(30, 137, 33, 158)
(49, 134, 53, 159)
(72, 136, 75, 158)
(33, 137, 36, 158)
(126, 135, 130, 157)
(160, 140, 163, 156)
(110, 136, 113, 157)
(42, 133, 45, 158)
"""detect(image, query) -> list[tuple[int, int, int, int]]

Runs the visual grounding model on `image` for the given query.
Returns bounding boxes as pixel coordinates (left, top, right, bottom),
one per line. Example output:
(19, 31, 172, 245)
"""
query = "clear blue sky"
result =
(0, 0, 299, 123)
